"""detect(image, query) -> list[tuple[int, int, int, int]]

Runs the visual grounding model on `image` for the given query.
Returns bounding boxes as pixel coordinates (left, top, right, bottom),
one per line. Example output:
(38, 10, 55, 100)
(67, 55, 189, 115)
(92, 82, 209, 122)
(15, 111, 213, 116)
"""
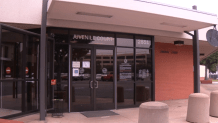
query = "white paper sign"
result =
(83, 61, 90, 68)
(73, 68, 79, 76)
(72, 61, 80, 68)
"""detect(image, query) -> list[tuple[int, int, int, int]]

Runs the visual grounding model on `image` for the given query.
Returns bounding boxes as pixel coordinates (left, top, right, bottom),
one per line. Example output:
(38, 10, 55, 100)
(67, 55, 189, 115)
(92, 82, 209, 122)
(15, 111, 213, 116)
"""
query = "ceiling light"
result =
(76, 12, 112, 18)
(161, 22, 187, 28)
(174, 40, 184, 46)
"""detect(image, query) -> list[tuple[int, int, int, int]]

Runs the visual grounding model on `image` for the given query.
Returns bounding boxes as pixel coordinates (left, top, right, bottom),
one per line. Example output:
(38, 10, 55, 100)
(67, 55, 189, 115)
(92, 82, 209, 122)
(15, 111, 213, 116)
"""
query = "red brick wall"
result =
(155, 42, 193, 101)
(200, 77, 205, 80)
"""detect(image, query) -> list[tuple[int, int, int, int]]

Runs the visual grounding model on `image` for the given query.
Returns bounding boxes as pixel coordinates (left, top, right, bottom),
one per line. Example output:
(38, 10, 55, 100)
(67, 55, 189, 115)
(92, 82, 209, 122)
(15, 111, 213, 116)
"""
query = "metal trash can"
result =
(52, 99, 64, 117)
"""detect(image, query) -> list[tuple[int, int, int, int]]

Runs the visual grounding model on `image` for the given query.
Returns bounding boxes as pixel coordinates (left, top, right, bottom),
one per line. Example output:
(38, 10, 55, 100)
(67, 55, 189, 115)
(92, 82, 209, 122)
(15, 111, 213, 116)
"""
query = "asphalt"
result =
(13, 83, 218, 123)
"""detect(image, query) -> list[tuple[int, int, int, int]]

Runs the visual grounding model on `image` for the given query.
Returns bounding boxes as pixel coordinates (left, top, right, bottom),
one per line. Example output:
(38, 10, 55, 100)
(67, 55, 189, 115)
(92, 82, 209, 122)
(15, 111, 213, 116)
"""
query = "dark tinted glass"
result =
(135, 35, 152, 48)
(71, 48, 92, 112)
(136, 49, 152, 82)
(117, 34, 133, 47)
(96, 49, 114, 110)
(50, 28, 68, 43)
(135, 82, 151, 104)
(26, 36, 39, 79)
(117, 48, 134, 81)
(54, 44, 69, 83)
(2, 81, 22, 117)
(70, 30, 114, 45)
(1, 29, 23, 79)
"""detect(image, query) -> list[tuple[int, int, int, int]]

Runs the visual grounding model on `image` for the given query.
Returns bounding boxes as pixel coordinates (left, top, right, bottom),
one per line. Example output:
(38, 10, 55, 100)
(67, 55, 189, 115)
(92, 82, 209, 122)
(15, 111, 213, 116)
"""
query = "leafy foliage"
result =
(200, 51, 218, 73)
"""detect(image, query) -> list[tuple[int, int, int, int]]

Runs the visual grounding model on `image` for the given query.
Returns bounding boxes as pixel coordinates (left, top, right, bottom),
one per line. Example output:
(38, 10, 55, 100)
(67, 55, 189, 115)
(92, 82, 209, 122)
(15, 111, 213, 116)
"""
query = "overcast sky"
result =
(151, 0, 217, 15)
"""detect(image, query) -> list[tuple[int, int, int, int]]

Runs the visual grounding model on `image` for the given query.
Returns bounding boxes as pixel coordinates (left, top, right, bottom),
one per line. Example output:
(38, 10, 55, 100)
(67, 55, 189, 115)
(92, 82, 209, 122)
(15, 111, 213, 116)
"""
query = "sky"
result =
(151, 0, 218, 15)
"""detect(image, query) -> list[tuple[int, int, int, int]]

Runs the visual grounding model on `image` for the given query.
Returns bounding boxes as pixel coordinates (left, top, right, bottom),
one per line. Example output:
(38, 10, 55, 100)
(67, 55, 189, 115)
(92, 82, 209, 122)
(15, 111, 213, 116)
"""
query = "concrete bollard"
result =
(186, 93, 210, 123)
(210, 90, 218, 117)
(138, 101, 169, 123)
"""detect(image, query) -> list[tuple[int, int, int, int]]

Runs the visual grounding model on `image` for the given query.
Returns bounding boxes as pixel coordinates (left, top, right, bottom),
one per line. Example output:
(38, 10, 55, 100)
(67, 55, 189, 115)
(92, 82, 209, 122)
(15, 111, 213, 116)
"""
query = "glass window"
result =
(70, 30, 114, 45)
(50, 28, 68, 43)
(136, 49, 152, 82)
(135, 35, 151, 48)
(135, 82, 151, 104)
(117, 34, 133, 47)
(117, 48, 134, 81)
(26, 36, 39, 79)
(54, 44, 69, 83)
(1, 29, 24, 79)
(117, 47, 134, 108)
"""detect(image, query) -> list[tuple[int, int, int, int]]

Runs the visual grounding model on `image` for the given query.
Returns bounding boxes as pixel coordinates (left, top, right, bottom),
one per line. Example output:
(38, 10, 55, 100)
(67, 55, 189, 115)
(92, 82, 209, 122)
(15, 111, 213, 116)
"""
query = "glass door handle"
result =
(95, 81, 98, 88)
(90, 81, 93, 89)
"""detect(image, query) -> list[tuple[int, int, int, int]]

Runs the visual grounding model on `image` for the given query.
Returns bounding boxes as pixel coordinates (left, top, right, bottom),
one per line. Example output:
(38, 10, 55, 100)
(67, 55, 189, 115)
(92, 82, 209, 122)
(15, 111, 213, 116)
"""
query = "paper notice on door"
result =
(83, 61, 90, 68)
(72, 61, 80, 68)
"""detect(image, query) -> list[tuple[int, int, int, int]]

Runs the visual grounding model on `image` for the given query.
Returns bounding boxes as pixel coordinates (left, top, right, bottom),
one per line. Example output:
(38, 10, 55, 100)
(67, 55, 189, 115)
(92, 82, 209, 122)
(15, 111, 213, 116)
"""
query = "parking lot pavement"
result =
(14, 83, 218, 123)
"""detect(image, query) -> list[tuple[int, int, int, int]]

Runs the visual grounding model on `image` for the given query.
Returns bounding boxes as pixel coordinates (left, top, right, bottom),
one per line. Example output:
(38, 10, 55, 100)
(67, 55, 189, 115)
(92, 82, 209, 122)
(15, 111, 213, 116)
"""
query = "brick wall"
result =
(155, 42, 193, 101)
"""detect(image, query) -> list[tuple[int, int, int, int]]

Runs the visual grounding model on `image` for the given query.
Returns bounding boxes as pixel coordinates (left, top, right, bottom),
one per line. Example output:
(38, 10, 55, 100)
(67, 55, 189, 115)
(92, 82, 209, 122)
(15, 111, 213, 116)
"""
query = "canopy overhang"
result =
(47, 0, 217, 33)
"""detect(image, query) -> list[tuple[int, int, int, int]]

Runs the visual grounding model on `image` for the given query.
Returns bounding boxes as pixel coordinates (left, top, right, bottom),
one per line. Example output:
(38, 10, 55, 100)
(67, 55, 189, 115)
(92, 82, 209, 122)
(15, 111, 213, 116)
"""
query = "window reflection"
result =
(117, 48, 134, 81)
(117, 34, 133, 47)
(117, 48, 134, 108)
(136, 49, 152, 82)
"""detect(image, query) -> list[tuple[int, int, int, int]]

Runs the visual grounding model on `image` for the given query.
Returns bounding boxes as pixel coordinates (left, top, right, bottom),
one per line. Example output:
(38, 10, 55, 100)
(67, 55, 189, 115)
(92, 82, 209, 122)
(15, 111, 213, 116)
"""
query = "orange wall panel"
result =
(155, 42, 193, 101)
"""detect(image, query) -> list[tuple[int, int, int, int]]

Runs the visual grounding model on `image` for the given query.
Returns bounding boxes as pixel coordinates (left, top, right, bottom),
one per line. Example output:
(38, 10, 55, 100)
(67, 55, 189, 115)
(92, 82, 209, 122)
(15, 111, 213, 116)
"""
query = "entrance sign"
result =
(72, 61, 80, 68)
(82, 61, 90, 68)
(72, 34, 114, 42)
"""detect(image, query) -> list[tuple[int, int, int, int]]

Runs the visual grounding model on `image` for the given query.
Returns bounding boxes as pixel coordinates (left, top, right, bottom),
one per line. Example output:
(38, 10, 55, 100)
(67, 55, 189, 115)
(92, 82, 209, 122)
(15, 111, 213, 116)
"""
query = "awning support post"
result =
(40, 0, 48, 120)
(193, 30, 200, 93)
(184, 30, 200, 93)
(184, 5, 200, 93)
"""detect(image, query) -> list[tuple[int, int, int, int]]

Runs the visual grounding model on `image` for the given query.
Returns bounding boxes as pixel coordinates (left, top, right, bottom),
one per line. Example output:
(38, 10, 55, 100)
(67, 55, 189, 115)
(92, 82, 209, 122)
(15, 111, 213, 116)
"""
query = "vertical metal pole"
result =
(193, 30, 200, 93)
(0, 25, 2, 108)
(192, 6, 200, 93)
(151, 36, 155, 101)
(37, 45, 39, 109)
(40, 0, 48, 120)
(114, 34, 117, 109)
(68, 43, 72, 113)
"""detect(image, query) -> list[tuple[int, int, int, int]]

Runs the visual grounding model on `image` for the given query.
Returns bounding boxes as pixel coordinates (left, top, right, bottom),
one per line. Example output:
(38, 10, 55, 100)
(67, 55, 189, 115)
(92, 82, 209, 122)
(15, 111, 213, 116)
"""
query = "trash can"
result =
(52, 99, 64, 117)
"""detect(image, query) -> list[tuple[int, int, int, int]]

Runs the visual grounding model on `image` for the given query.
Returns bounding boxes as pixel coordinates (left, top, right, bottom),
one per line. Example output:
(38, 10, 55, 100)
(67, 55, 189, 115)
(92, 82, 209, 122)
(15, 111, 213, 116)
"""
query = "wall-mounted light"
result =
(200, 53, 205, 56)
(174, 40, 184, 46)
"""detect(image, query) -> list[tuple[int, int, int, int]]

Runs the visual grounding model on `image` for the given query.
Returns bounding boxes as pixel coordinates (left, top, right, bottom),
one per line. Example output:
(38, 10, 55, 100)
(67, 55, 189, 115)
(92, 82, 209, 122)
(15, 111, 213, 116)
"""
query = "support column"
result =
(192, 5, 200, 93)
(40, 0, 48, 120)
(193, 30, 200, 93)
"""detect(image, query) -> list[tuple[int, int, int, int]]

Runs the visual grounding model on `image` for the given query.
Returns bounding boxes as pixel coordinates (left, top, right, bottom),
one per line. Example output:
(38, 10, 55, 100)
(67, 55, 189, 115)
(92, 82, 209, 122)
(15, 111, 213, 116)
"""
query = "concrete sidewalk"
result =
(13, 84, 218, 123)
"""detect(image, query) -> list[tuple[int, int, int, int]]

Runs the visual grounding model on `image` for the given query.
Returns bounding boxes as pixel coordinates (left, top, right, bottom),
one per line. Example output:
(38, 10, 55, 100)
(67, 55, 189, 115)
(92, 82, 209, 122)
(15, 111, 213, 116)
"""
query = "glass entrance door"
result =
(71, 45, 114, 112)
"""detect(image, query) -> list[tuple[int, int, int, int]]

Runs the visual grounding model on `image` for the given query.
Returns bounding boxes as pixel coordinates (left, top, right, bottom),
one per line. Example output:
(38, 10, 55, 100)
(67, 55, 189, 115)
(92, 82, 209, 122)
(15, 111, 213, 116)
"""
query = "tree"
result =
(200, 51, 218, 73)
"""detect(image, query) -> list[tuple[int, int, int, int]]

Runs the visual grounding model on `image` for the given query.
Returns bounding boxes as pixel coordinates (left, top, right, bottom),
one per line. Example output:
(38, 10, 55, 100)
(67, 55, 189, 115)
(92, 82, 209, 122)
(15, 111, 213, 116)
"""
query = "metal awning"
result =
(47, 0, 217, 32)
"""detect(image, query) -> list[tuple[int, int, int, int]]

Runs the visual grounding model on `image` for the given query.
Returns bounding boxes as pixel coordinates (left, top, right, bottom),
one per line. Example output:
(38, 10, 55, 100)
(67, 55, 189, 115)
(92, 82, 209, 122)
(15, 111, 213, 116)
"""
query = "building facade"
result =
(0, 0, 217, 119)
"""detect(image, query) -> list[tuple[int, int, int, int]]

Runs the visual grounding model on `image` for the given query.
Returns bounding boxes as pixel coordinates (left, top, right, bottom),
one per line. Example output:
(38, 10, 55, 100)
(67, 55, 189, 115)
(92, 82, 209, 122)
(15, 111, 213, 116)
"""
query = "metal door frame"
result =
(70, 44, 115, 111)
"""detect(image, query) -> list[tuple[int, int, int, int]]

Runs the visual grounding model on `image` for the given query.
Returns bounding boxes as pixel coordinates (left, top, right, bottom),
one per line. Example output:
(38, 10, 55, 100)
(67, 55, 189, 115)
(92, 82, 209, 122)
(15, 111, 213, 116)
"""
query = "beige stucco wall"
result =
(0, 0, 42, 25)
(0, 0, 216, 42)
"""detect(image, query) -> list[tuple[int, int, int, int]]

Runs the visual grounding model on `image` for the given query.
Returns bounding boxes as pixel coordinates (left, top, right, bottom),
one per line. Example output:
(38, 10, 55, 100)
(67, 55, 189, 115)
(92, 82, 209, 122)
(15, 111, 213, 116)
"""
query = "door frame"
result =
(70, 44, 115, 112)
